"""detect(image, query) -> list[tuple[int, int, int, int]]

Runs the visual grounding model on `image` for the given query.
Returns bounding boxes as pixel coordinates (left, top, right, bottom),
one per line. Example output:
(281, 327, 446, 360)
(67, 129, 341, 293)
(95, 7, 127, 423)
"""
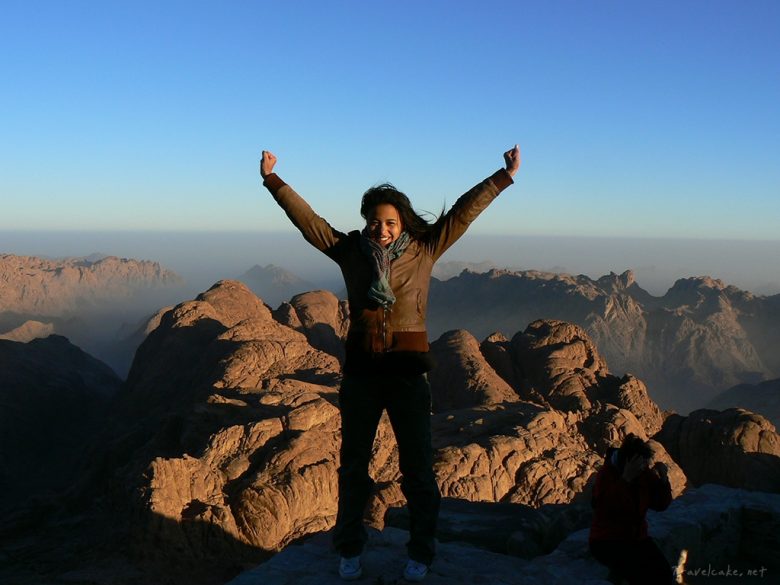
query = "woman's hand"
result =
(622, 454, 649, 483)
(651, 461, 670, 480)
(503, 144, 521, 177)
(260, 150, 277, 178)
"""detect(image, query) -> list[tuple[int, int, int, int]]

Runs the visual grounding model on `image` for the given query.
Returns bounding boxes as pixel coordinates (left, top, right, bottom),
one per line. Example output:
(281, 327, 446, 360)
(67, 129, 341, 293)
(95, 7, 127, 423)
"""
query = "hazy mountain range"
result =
(0, 253, 182, 316)
(236, 263, 316, 306)
(0, 253, 185, 369)
(428, 268, 780, 413)
(2, 253, 779, 417)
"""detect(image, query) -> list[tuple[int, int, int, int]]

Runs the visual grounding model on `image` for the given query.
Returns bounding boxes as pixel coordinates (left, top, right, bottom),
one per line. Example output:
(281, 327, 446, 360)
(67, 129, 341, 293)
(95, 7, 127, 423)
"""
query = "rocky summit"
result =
(227, 485, 780, 585)
(2, 279, 779, 585)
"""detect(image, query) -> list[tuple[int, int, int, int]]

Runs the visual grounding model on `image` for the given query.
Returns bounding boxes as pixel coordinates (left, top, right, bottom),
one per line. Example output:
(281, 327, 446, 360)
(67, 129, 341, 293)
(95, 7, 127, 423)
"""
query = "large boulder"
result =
(432, 403, 600, 507)
(100, 281, 379, 558)
(512, 320, 609, 412)
(272, 290, 349, 363)
(656, 408, 780, 492)
(429, 329, 518, 412)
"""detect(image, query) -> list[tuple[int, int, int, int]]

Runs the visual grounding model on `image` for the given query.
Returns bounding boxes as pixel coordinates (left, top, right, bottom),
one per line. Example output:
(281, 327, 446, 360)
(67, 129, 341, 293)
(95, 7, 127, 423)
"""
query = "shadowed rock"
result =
(429, 329, 518, 412)
(0, 335, 121, 513)
(656, 408, 780, 492)
(226, 486, 780, 585)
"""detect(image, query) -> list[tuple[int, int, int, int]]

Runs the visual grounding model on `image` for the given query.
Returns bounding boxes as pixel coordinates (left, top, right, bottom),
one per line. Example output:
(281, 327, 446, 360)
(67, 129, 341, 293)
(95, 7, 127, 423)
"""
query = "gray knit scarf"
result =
(360, 229, 411, 308)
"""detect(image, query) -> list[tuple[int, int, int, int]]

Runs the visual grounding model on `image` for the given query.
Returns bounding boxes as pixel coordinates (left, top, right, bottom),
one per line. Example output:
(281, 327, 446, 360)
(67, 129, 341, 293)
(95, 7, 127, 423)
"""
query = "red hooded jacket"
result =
(589, 448, 673, 542)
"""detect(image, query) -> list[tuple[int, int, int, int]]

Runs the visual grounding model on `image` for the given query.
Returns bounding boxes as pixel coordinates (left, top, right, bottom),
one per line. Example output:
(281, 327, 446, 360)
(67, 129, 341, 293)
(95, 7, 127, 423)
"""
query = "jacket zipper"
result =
(382, 307, 389, 352)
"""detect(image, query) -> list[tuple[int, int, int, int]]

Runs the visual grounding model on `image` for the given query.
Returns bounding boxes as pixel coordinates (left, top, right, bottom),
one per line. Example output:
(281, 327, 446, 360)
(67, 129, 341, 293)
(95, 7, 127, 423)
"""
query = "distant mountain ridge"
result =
(431, 260, 500, 281)
(707, 378, 780, 429)
(428, 268, 780, 413)
(237, 263, 316, 306)
(0, 253, 186, 375)
(0, 253, 183, 316)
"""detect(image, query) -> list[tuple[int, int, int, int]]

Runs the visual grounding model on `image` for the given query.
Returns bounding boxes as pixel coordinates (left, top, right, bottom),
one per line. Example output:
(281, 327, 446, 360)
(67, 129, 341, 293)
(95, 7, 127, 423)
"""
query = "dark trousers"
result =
(332, 373, 441, 565)
(590, 538, 675, 585)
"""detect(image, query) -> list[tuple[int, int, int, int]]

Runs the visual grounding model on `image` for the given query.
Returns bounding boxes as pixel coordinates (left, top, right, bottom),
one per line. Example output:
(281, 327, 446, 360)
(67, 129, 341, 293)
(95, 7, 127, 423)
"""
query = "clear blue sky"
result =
(2, 0, 778, 239)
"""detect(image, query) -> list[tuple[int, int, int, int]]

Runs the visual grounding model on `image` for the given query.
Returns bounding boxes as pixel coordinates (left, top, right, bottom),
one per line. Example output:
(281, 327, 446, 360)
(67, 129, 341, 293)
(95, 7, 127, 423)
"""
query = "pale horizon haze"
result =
(1, 0, 779, 293)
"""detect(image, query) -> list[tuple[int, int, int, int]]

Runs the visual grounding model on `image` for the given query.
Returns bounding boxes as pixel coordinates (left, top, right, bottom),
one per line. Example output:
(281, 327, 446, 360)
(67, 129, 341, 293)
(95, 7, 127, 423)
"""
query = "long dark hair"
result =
(615, 434, 653, 470)
(360, 183, 442, 242)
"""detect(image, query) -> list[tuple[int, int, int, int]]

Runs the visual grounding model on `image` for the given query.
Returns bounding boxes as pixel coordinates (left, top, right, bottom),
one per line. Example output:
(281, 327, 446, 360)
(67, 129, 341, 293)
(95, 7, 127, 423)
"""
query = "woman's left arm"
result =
(429, 145, 520, 260)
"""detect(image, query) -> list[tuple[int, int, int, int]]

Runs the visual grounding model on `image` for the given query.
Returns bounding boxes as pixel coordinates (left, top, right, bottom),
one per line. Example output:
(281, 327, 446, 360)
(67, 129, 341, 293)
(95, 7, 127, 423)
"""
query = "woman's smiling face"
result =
(366, 203, 403, 247)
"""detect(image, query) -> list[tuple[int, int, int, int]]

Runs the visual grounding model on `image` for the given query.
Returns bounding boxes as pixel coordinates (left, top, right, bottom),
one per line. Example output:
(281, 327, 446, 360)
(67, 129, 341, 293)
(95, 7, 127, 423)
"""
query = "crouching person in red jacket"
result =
(589, 434, 675, 585)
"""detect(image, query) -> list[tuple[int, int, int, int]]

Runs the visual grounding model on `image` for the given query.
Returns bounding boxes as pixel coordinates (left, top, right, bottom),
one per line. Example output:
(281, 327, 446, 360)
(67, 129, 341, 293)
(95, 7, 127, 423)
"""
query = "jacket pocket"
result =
(395, 287, 423, 326)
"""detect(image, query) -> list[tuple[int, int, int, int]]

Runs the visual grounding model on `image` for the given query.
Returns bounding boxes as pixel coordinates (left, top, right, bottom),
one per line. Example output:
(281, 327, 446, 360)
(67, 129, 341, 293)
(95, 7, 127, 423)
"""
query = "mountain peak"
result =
(238, 264, 315, 307)
(669, 275, 727, 292)
(597, 269, 636, 291)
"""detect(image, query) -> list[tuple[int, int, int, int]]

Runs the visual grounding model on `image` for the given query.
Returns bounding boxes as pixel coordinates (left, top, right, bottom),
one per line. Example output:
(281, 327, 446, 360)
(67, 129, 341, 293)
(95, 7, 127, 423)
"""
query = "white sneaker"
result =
(403, 559, 429, 582)
(339, 555, 362, 581)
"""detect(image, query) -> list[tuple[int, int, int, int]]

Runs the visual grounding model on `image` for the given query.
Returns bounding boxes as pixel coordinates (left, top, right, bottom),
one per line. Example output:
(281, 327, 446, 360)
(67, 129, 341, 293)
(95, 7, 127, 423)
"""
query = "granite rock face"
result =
(101, 280, 405, 559)
(109, 288, 692, 561)
(429, 329, 518, 411)
(10, 279, 780, 585)
(656, 408, 780, 492)
(110, 280, 365, 556)
(272, 290, 349, 363)
(433, 403, 601, 506)
(512, 319, 609, 412)
(424, 319, 681, 509)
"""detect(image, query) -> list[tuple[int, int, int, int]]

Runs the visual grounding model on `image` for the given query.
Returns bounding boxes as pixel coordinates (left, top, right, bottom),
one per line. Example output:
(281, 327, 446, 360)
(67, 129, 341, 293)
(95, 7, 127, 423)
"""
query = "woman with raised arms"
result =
(259, 145, 521, 581)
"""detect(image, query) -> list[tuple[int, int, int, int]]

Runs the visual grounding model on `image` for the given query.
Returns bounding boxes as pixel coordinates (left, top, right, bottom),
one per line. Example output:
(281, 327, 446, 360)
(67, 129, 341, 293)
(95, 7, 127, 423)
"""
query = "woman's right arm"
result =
(260, 150, 347, 259)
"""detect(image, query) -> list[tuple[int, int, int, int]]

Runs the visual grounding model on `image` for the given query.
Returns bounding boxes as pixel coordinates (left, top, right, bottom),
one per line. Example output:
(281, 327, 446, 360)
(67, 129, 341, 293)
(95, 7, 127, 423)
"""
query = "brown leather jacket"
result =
(263, 169, 513, 372)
